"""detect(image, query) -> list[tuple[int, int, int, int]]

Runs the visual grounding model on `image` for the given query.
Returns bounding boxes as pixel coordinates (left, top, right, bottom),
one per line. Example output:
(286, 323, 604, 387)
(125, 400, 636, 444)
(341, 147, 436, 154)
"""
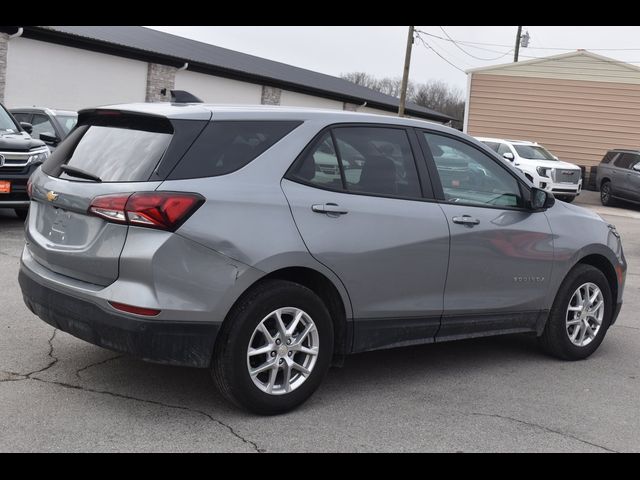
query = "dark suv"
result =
(0, 103, 50, 219)
(596, 149, 640, 207)
(10, 107, 77, 152)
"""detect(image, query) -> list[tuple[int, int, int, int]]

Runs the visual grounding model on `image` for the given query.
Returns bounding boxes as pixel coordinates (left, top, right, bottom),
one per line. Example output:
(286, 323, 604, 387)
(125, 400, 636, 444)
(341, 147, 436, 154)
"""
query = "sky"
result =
(147, 26, 640, 94)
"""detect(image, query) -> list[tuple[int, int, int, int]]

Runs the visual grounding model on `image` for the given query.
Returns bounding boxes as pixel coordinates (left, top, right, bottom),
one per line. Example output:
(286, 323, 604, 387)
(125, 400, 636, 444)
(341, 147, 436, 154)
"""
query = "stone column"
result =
(261, 86, 281, 105)
(0, 32, 9, 104)
(146, 63, 177, 102)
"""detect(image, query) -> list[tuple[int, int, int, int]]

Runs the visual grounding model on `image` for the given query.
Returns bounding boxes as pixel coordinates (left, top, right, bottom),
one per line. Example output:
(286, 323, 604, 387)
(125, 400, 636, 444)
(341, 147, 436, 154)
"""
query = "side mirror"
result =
(39, 132, 60, 146)
(633, 163, 640, 172)
(530, 187, 555, 211)
(553, 155, 559, 161)
(20, 122, 33, 134)
(502, 152, 514, 161)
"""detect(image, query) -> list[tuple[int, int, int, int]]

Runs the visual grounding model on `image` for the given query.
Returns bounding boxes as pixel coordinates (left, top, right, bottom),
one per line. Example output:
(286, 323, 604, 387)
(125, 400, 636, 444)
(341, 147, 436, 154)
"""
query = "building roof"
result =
(466, 50, 640, 85)
(3, 26, 454, 122)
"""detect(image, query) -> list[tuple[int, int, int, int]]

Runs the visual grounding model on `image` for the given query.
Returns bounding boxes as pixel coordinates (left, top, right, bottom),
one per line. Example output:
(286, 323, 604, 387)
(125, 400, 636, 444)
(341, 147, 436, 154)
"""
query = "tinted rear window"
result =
(600, 151, 619, 164)
(168, 121, 301, 180)
(43, 113, 173, 183)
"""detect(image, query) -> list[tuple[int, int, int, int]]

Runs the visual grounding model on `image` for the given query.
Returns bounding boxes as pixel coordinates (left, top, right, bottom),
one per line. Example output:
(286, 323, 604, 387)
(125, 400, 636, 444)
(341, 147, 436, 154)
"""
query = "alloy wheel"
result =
(247, 307, 320, 395)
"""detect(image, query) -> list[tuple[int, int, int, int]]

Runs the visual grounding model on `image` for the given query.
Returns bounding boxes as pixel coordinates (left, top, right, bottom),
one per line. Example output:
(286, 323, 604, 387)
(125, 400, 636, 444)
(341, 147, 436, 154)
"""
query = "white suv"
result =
(476, 137, 582, 203)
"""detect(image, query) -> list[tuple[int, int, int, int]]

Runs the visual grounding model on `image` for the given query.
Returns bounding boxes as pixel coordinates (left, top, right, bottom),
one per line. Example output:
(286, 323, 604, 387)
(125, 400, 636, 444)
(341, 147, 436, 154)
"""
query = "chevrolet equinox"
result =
(19, 99, 626, 414)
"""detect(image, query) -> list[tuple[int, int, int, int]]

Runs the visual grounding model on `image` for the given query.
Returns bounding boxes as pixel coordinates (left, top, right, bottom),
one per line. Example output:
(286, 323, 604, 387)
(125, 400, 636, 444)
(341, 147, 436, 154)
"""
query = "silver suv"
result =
(19, 101, 626, 414)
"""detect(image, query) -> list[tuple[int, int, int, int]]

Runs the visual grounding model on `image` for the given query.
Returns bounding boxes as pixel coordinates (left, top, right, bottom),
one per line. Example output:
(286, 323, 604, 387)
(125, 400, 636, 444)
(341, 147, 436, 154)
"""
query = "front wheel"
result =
(539, 264, 612, 360)
(211, 280, 334, 415)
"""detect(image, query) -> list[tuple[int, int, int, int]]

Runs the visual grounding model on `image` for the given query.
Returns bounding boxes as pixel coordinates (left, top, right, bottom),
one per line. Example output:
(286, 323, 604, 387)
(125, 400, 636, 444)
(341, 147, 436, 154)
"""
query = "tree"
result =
(340, 72, 465, 130)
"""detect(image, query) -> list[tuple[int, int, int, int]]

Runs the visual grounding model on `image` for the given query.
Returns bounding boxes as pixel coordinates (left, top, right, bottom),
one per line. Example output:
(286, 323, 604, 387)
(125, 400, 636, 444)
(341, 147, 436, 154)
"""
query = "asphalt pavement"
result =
(1, 191, 639, 452)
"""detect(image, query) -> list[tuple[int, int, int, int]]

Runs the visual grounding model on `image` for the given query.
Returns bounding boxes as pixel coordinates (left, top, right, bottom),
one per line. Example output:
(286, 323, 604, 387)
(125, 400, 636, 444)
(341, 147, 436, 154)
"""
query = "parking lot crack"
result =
(0, 250, 20, 259)
(75, 355, 123, 379)
(23, 329, 59, 378)
(29, 377, 265, 453)
(470, 412, 618, 452)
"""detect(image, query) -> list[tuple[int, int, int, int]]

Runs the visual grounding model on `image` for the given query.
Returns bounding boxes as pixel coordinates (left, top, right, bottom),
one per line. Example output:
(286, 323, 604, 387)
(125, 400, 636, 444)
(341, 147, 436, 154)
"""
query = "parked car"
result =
(0, 102, 50, 219)
(595, 149, 640, 207)
(476, 137, 582, 203)
(10, 107, 78, 152)
(19, 100, 626, 415)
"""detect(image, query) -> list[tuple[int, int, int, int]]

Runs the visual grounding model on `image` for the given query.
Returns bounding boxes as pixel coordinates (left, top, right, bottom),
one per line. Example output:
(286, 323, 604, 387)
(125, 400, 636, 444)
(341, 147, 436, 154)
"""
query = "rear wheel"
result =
(14, 209, 28, 221)
(211, 280, 333, 415)
(600, 181, 616, 206)
(539, 264, 612, 360)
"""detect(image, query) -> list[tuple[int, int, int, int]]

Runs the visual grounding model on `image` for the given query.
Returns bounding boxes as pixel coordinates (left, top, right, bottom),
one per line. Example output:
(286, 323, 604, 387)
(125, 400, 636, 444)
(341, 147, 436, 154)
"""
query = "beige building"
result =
(464, 50, 640, 169)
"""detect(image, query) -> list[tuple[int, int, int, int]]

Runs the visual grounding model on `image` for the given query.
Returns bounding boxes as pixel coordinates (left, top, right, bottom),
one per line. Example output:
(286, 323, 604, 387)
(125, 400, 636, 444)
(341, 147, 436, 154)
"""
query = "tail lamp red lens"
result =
(89, 192, 204, 231)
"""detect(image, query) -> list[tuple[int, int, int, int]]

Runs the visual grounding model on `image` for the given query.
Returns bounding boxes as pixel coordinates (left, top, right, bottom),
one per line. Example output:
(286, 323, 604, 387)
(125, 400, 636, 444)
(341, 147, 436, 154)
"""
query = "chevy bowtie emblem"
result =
(46, 191, 59, 202)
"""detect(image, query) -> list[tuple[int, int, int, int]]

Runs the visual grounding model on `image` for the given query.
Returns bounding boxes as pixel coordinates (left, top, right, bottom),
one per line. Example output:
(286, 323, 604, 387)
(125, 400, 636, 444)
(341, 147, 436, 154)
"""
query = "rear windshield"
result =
(168, 120, 301, 180)
(43, 113, 173, 183)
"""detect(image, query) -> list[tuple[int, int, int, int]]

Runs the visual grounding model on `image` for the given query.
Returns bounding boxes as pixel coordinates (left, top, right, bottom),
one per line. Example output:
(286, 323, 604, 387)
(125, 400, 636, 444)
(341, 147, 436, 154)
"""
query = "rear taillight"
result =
(89, 192, 204, 231)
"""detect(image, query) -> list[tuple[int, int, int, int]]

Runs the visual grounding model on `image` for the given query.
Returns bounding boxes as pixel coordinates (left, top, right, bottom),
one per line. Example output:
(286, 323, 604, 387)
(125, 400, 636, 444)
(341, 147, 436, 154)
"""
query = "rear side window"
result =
(600, 151, 619, 164)
(43, 113, 173, 183)
(169, 121, 301, 180)
(289, 126, 424, 199)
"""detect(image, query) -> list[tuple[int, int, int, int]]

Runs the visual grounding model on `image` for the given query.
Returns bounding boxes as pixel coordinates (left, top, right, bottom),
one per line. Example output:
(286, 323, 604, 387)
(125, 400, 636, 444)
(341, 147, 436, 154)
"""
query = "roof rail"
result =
(170, 90, 203, 104)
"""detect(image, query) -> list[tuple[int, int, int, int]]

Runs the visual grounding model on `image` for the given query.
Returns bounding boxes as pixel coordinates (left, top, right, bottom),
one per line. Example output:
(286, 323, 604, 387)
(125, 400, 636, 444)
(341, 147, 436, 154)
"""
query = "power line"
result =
(416, 28, 640, 52)
(414, 32, 466, 73)
(439, 26, 514, 61)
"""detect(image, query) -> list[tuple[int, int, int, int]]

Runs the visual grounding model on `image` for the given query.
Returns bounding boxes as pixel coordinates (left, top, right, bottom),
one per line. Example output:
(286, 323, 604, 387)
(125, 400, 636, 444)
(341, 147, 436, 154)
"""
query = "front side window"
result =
(290, 126, 423, 199)
(56, 114, 78, 135)
(31, 114, 56, 139)
(423, 132, 523, 208)
(497, 143, 512, 157)
(482, 141, 500, 153)
(513, 144, 556, 161)
(614, 153, 640, 170)
(0, 105, 19, 132)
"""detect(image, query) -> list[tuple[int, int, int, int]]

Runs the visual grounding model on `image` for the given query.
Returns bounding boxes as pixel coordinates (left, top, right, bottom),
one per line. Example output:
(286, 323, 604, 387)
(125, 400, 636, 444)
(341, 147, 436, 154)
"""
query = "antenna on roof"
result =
(170, 90, 204, 104)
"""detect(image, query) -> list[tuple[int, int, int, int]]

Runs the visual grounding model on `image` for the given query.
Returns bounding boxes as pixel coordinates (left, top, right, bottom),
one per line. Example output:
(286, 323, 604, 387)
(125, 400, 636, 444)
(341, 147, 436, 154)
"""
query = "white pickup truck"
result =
(476, 137, 582, 203)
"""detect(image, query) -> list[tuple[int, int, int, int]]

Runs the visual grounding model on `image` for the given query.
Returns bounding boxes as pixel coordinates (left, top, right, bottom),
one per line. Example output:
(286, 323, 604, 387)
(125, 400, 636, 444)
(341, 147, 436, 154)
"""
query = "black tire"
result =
(600, 181, 616, 207)
(211, 279, 334, 415)
(14, 209, 28, 221)
(539, 264, 612, 361)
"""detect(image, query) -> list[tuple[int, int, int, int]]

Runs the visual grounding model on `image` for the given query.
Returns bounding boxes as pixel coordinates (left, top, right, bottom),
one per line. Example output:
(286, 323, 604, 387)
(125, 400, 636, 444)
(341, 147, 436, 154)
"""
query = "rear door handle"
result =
(312, 203, 349, 216)
(452, 215, 480, 226)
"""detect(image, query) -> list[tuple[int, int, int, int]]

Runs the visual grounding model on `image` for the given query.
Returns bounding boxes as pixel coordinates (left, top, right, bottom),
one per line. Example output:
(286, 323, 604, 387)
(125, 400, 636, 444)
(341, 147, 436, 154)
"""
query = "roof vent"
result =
(170, 90, 204, 104)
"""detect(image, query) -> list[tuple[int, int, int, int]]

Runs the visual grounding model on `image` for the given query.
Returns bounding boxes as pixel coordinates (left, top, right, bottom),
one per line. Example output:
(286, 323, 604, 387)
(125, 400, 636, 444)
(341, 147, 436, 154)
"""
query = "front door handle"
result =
(312, 203, 349, 216)
(452, 215, 480, 226)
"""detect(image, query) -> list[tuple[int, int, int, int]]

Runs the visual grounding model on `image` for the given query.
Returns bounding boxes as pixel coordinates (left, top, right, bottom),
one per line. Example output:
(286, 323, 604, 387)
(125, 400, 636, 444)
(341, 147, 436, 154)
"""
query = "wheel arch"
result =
(577, 254, 618, 306)
(223, 265, 352, 356)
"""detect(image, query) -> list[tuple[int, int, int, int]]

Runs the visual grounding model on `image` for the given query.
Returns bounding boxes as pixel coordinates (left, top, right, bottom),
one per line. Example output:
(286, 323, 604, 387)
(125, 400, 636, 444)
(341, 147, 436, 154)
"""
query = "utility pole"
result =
(514, 25, 522, 62)
(398, 25, 415, 117)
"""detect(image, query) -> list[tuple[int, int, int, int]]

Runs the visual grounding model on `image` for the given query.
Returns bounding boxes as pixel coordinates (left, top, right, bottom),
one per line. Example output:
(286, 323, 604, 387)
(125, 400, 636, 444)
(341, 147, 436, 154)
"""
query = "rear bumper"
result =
(19, 267, 219, 368)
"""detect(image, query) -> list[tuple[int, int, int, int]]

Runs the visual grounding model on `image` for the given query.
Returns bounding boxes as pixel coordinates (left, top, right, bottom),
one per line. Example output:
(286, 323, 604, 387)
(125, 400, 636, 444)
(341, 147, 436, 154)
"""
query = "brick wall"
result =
(146, 63, 177, 102)
(0, 33, 8, 103)
(261, 86, 281, 105)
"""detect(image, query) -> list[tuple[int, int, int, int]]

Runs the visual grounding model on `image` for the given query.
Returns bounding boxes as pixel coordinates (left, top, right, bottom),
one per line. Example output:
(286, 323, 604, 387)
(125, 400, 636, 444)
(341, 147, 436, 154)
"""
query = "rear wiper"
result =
(59, 165, 102, 183)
